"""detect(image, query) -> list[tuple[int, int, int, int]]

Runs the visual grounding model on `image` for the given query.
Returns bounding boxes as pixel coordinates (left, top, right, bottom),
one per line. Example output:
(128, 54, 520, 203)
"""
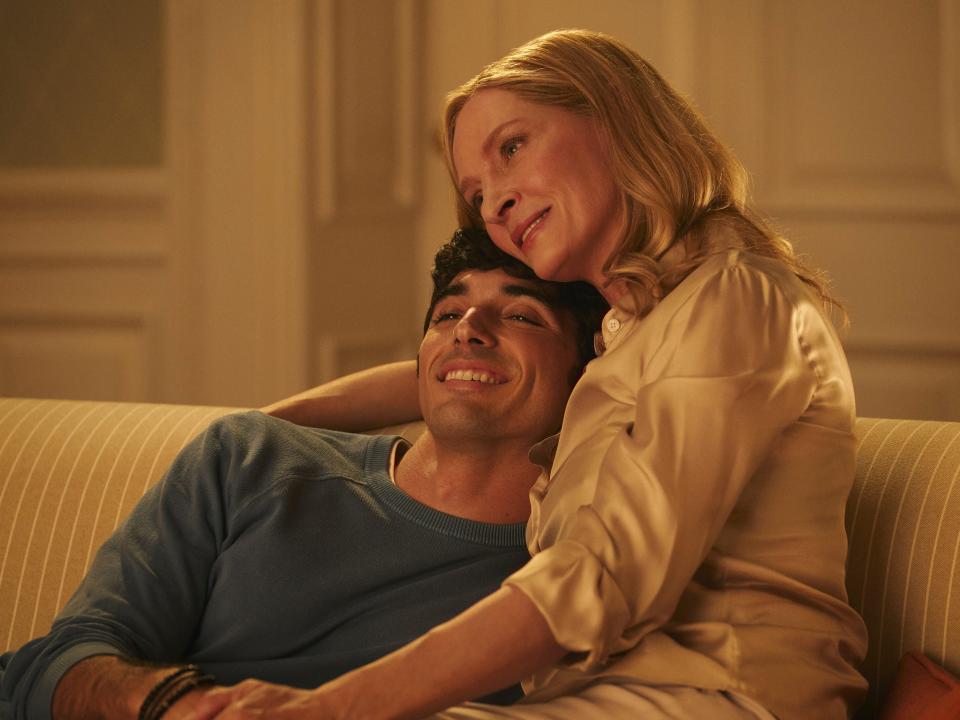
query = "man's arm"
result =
(262, 360, 420, 430)
(3, 424, 231, 720)
(52, 656, 218, 720)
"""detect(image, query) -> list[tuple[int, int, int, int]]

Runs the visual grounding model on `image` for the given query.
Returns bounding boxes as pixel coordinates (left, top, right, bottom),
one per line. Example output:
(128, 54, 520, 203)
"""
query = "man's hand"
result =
(52, 655, 223, 720)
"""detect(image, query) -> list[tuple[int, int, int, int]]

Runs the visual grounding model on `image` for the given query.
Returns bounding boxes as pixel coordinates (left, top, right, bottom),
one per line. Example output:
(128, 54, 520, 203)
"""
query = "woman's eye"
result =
(470, 193, 483, 210)
(501, 136, 524, 159)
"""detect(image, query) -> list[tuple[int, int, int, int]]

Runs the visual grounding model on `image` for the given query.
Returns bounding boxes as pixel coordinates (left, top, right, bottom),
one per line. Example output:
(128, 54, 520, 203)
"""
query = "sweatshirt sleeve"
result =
(0, 419, 234, 720)
(503, 263, 824, 667)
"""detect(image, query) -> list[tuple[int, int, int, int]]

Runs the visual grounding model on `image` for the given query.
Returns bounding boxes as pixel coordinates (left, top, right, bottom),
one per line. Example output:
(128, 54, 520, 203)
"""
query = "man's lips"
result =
(511, 208, 550, 249)
(442, 369, 503, 384)
(436, 361, 507, 385)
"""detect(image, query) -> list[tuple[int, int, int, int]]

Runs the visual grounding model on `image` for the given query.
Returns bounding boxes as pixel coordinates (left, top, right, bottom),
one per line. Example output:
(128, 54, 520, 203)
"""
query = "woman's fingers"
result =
(194, 680, 336, 719)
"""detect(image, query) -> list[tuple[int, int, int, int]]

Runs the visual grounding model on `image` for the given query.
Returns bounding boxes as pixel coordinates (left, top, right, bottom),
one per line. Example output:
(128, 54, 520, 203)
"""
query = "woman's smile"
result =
(451, 88, 624, 290)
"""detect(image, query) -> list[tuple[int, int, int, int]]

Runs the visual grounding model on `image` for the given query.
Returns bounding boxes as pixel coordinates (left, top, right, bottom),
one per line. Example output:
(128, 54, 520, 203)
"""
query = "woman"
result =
(212, 29, 868, 720)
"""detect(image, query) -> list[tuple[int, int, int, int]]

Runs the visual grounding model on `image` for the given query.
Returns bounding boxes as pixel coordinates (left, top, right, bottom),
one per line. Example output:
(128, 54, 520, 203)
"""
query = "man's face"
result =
(418, 268, 580, 445)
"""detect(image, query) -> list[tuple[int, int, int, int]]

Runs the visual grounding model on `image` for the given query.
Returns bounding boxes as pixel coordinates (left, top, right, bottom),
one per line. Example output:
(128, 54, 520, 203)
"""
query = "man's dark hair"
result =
(423, 228, 609, 373)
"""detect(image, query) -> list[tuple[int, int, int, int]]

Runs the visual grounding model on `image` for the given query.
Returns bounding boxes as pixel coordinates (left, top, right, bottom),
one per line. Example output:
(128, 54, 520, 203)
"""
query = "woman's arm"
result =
(319, 587, 564, 718)
(261, 360, 421, 430)
(199, 587, 565, 720)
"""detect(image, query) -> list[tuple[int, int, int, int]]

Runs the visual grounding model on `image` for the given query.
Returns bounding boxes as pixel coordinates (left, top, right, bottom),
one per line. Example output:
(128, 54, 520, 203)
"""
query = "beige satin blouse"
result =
(505, 250, 869, 720)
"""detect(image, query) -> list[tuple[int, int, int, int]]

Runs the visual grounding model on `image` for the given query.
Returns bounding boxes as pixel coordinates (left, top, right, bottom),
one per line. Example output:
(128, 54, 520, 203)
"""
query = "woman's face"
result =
(451, 89, 623, 292)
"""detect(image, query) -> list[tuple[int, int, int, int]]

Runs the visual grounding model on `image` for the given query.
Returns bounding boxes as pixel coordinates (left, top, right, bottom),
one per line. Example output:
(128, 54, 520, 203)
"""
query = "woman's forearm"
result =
(261, 360, 420, 431)
(319, 586, 565, 720)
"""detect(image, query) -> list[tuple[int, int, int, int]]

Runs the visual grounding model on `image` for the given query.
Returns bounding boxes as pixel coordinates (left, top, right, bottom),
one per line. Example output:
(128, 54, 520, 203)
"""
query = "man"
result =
(0, 229, 607, 720)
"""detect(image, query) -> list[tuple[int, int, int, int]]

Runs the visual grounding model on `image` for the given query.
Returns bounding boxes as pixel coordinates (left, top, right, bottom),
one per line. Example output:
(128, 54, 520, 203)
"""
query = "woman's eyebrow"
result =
(456, 119, 525, 195)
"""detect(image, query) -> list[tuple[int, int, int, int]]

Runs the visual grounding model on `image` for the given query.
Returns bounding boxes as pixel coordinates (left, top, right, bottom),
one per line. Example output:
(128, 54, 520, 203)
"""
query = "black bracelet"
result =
(139, 664, 216, 720)
(148, 671, 216, 720)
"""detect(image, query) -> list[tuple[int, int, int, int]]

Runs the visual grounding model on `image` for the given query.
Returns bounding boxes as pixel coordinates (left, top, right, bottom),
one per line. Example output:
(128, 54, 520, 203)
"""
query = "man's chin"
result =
(426, 408, 502, 440)
(431, 417, 497, 439)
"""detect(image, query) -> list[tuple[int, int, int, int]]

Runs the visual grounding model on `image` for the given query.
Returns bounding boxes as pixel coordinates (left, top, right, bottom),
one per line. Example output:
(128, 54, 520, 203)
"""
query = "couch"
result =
(1, 396, 959, 718)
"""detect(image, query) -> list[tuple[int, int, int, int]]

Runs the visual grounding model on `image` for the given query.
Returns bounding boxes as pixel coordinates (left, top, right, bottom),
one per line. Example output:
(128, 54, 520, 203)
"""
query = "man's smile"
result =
(441, 369, 506, 384)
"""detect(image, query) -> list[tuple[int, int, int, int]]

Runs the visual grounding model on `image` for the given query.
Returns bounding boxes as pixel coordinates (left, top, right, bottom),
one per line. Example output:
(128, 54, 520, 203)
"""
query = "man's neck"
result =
(393, 432, 540, 524)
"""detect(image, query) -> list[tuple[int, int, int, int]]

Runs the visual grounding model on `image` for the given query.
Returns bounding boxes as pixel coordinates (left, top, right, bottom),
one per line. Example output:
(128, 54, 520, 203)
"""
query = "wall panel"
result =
(0, 321, 153, 401)
(0, 169, 165, 402)
(307, 0, 421, 384)
(693, 0, 960, 420)
(761, 0, 960, 216)
(0, 170, 165, 264)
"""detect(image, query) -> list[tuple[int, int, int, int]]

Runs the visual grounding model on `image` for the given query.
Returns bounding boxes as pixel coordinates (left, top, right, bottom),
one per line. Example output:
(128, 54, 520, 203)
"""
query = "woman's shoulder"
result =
(635, 249, 834, 352)
(676, 249, 818, 309)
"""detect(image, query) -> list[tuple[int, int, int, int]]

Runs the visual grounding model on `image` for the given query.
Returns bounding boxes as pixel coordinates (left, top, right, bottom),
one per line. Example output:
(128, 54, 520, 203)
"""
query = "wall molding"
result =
(0, 168, 166, 264)
(0, 169, 165, 209)
(392, 0, 419, 209)
(844, 339, 960, 362)
(313, 0, 337, 221)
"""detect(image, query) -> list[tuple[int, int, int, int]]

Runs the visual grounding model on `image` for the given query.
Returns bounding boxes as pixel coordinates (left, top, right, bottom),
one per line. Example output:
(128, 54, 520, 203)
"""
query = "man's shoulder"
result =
(205, 411, 396, 483)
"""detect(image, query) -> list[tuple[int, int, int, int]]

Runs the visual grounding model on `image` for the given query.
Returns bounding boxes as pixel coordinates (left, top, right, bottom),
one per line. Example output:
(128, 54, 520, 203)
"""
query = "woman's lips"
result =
(515, 208, 550, 249)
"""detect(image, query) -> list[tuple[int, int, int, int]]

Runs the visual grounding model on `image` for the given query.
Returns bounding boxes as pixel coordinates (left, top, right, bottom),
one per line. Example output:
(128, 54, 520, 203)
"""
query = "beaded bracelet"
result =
(138, 664, 216, 720)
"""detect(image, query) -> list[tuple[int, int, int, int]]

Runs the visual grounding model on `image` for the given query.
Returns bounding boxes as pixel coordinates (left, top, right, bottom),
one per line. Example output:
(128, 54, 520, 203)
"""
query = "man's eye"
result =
(433, 311, 461, 324)
(507, 313, 540, 325)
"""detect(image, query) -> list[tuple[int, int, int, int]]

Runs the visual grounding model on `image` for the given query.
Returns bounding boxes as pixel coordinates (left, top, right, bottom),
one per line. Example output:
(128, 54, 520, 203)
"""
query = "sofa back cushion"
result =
(4, 398, 960, 720)
(0, 397, 239, 652)
(848, 418, 960, 718)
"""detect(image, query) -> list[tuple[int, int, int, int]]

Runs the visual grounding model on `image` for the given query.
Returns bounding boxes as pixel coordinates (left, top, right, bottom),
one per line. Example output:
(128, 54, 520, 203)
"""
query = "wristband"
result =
(138, 664, 216, 720)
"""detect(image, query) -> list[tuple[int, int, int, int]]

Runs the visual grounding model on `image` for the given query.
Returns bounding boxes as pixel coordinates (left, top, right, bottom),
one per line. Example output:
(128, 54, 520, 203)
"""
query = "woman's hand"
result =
(190, 587, 564, 720)
(191, 680, 341, 720)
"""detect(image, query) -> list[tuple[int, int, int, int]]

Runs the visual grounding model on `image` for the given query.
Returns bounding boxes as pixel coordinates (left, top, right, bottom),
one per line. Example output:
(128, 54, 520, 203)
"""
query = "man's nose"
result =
(453, 307, 496, 346)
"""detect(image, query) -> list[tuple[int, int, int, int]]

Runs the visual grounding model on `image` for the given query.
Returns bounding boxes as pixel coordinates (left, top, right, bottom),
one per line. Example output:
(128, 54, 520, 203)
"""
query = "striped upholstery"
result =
(0, 398, 240, 652)
(1, 399, 959, 719)
(848, 417, 960, 718)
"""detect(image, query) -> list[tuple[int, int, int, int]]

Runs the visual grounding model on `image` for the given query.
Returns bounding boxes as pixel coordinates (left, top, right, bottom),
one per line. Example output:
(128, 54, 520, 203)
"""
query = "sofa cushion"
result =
(847, 418, 960, 718)
(0, 397, 240, 652)
(879, 651, 960, 720)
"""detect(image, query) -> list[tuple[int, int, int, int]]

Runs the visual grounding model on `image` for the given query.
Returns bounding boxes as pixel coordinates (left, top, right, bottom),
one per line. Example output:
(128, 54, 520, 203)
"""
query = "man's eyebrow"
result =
(502, 283, 554, 308)
(456, 119, 524, 196)
(434, 282, 466, 303)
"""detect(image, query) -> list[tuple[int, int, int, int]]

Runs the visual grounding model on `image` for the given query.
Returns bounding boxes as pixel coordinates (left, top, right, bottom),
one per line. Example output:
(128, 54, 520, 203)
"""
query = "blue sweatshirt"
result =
(0, 412, 529, 719)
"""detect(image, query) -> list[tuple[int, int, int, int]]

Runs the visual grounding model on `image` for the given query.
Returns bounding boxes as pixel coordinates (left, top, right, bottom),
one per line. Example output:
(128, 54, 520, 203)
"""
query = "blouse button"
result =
(606, 317, 621, 333)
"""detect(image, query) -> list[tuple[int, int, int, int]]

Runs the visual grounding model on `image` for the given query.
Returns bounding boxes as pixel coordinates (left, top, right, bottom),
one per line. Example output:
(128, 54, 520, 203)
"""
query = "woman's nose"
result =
(482, 189, 519, 226)
(454, 308, 496, 346)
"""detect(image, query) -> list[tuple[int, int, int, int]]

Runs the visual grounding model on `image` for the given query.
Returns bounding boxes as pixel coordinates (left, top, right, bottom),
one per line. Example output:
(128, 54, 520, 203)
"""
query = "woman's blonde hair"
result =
(442, 29, 843, 321)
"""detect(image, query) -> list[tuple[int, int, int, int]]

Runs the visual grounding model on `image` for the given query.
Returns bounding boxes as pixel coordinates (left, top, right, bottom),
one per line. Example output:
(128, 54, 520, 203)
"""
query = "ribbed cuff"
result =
(30, 642, 123, 720)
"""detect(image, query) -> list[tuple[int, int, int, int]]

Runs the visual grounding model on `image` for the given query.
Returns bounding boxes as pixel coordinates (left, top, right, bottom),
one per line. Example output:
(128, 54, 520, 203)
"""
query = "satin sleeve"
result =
(503, 262, 826, 668)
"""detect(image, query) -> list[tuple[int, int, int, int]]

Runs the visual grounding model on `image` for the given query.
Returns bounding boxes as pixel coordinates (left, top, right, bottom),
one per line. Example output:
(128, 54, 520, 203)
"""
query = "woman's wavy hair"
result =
(442, 29, 844, 322)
